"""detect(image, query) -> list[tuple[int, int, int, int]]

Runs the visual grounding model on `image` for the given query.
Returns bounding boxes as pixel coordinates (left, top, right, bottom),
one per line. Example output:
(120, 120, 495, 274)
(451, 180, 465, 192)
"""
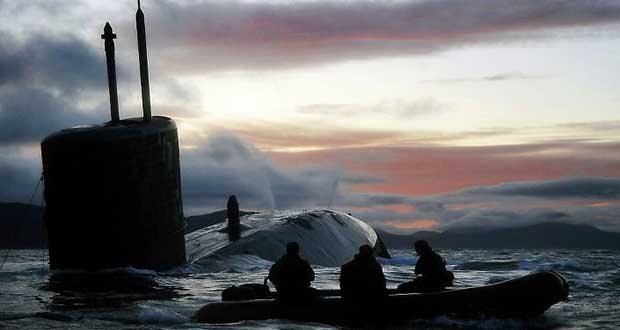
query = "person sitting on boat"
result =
(397, 240, 453, 293)
(268, 242, 318, 302)
(340, 244, 387, 305)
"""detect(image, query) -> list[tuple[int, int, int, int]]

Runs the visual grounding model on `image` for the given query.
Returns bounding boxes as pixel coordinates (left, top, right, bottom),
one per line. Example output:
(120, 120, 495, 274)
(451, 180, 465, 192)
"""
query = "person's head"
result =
(414, 240, 432, 256)
(358, 244, 373, 258)
(286, 242, 300, 255)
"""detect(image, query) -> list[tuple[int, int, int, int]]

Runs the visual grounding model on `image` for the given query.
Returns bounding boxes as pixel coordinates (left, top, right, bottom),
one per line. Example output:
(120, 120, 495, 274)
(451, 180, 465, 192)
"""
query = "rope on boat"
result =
(40, 178, 47, 272)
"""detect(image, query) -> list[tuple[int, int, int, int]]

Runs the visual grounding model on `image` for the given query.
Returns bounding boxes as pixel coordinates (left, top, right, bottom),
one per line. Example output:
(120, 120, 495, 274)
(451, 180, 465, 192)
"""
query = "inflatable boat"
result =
(194, 271, 569, 325)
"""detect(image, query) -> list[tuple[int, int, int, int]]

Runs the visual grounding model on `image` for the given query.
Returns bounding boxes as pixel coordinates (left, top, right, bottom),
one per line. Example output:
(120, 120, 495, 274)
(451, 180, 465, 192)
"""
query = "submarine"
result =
(40, 3, 386, 271)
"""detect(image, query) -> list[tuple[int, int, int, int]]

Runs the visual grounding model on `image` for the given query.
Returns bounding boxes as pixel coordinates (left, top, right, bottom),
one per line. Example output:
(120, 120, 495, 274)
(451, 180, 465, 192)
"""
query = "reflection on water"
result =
(42, 270, 187, 309)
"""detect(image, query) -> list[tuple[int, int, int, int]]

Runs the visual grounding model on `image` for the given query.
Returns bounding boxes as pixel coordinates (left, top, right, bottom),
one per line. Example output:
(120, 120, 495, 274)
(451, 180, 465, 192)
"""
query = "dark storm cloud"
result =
(358, 194, 410, 206)
(0, 33, 112, 144)
(141, 0, 620, 71)
(461, 177, 620, 199)
(0, 148, 42, 203)
(438, 208, 571, 231)
(0, 88, 100, 144)
(0, 33, 107, 92)
(339, 177, 620, 211)
(347, 175, 617, 204)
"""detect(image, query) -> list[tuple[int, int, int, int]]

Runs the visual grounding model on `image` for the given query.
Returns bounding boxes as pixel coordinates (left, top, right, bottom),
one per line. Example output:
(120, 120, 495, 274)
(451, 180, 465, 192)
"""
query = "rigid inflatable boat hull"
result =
(194, 271, 569, 325)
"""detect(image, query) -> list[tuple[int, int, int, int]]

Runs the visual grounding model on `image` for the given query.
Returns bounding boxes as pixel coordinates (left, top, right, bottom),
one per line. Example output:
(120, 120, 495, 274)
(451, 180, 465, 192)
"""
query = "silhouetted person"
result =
(268, 242, 318, 302)
(397, 240, 452, 293)
(340, 245, 387, 305)
(227, 195, 240, 241)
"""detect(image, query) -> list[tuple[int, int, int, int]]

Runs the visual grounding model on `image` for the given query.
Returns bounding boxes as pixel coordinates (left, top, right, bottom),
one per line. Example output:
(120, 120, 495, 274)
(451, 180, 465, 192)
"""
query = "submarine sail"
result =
(41, 6, 186, 270)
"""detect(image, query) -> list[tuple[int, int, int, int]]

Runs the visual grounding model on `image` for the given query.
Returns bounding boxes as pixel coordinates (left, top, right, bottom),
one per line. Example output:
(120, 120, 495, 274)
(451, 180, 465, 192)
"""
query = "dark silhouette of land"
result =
(0, 202, 252, 249)
(376, 223, 620, 249)
(0, 202, 45, 249)
(184, 209, 254, 234)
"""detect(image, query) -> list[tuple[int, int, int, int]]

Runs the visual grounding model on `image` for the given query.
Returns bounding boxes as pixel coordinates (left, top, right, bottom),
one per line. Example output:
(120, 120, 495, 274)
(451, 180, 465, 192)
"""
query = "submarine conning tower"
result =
(41, 3, 186, 270)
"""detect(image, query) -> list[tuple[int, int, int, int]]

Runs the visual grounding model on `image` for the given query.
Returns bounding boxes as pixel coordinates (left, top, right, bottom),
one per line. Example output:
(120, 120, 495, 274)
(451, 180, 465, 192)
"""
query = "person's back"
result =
(397, 240, 452, 293)
(415, 249, 446, 278)
(268, 242, 316, 302)
(340, 245, 387, 305)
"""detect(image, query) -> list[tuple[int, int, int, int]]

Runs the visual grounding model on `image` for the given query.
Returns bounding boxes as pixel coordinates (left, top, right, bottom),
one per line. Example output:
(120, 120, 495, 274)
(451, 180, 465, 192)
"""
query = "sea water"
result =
(0, 249, 618, 329)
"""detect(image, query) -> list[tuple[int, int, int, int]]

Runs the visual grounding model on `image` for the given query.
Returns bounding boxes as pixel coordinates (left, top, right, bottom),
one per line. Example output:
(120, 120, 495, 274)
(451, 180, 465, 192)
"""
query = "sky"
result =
(0, 0, 619, 234)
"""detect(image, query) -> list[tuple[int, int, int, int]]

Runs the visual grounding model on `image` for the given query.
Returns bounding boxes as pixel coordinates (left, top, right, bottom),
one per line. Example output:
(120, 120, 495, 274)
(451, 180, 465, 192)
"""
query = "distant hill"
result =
(184, 209, 254, 233)
(0, 202, 251, 249)
(376, 222, 620, 249)
(0, 203, 46, 249)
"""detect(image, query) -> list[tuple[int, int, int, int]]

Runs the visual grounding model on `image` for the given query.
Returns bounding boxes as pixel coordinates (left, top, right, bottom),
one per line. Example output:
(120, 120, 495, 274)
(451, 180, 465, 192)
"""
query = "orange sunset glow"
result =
(387, 219, 440, 230)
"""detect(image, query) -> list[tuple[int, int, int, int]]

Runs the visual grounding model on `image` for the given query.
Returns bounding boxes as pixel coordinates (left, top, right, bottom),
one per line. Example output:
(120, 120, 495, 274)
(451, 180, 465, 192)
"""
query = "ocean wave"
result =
(194, 254, 273, 273)
(134, 308, 189, 324)
(0, 312, 76, 322)
(526, 261, 611, 273)
(453, 259, 610, 273)
(485, 276, 512, 285)
(50, 267, 157, 277)
(409, 314, 564, 330)
(0, 264, 49, 276)
(378, 255, 417, 266)
(94, 306, 189, 325)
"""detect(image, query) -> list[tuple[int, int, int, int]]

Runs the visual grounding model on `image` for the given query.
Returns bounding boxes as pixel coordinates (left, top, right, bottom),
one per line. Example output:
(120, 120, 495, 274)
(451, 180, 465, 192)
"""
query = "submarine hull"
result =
(41, 117, 186, 270)
(194, 271, 569, 325)
(186, 209, 389, 267)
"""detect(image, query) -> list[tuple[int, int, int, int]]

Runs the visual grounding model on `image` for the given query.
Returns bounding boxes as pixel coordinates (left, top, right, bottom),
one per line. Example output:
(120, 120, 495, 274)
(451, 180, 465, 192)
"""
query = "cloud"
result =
(387, 219, 440, 230)
(297, 99, 442, 118)
(1, 126, 618, 232)
(348, 177, 620, 233)
(311, 141, 620, 196)
(136, 0, 620, 71)
(437, 208, 570, 231)
(0, 88, 101, 144)
(221, 121, 408, 150)
(0, 147, 43, 203)
(179, 131, 378, 214)
(420, 72, 543, 84)
(0, 33, 112, 144)
(460, 177, 620, 199)
(553, 121, 620, 136)
(204, 119, 620, 152)
(268, 143, 620, 232)
(0, 32, 108, 93)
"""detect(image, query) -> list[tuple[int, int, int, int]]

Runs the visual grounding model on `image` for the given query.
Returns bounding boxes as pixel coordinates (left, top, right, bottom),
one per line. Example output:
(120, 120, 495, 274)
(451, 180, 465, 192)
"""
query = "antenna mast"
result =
(136, 0, 152, 121)
(102, 22, 120, 123)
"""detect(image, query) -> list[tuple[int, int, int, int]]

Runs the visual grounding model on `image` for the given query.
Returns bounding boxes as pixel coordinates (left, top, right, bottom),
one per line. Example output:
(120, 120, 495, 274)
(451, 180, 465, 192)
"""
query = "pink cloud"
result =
(136, 0, 620, 71)
(271, 141, 620, 196)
